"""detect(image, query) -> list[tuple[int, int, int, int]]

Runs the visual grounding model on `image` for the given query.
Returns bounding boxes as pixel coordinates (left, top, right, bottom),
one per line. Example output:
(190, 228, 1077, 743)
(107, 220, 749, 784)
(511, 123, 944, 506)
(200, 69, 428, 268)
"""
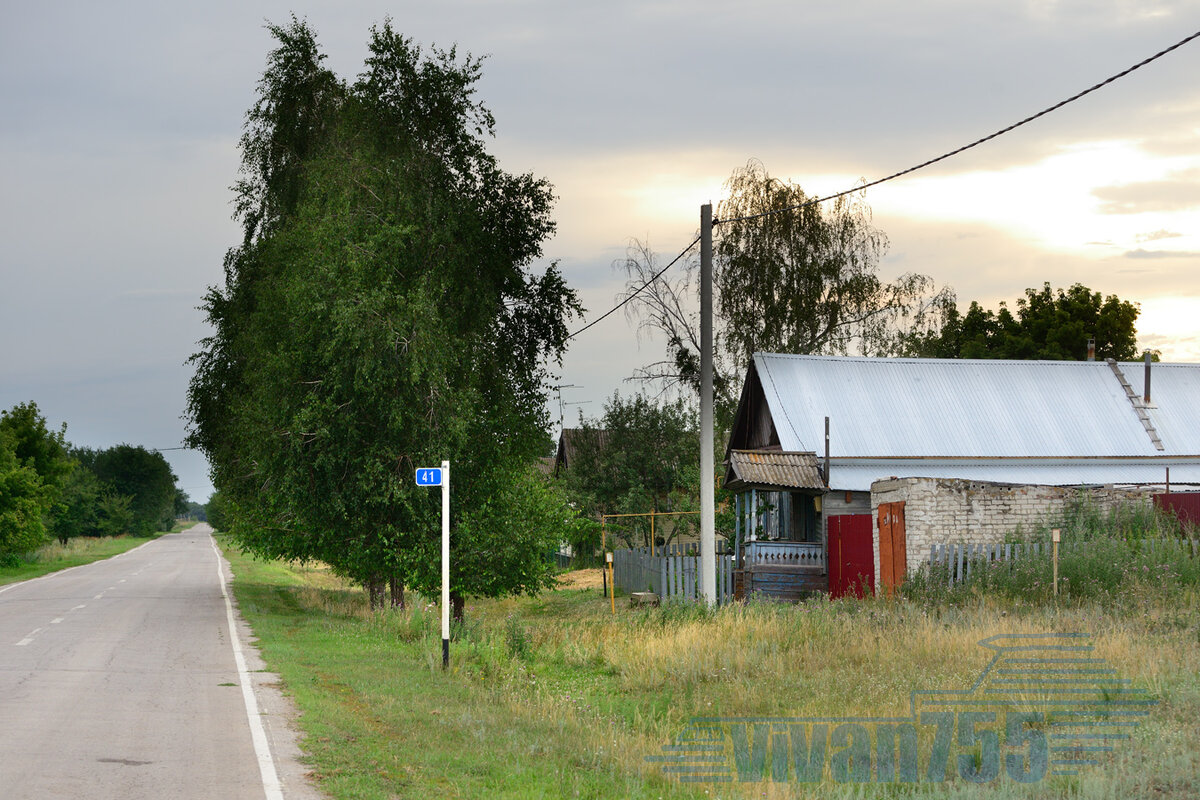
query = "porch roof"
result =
(725, 449, 826, 492)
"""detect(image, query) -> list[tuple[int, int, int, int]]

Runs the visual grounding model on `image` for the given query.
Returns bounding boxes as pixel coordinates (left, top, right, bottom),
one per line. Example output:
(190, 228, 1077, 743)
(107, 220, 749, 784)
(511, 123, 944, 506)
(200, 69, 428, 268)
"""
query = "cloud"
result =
(1123, 249, 1200, 259)
(1094, 170, 1200, 214)
(1136, 229, 1183, 243)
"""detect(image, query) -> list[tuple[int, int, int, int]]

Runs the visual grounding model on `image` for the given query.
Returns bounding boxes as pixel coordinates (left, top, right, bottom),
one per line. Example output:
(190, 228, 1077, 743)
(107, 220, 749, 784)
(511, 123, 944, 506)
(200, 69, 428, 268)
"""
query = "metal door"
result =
(878, 501, 907, 596)
(828, 514, 874, 599)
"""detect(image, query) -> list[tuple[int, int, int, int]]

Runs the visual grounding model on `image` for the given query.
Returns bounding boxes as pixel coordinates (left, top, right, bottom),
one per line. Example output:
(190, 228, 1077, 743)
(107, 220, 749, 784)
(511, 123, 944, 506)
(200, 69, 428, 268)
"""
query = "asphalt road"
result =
(0, 524, 318, 799)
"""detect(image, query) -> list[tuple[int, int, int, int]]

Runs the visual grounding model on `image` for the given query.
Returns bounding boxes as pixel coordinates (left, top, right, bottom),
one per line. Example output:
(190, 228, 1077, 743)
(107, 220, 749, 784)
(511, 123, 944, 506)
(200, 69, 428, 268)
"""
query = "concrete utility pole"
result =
(699, 204, 716, 605)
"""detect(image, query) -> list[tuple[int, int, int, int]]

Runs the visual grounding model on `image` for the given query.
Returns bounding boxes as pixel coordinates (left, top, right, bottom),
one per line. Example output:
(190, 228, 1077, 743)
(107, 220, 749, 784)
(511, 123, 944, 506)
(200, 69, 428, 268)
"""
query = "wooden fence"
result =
(612, 544, 736, 604)
(929, 538, 1200, 586)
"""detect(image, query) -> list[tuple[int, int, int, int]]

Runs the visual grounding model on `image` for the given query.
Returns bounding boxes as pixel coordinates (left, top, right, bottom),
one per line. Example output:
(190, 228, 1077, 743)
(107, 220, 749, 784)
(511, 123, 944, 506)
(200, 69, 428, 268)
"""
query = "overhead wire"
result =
(563, 26, 1200, 342)
(716, 27, 1200, 227)
(565, 234, 701, 341)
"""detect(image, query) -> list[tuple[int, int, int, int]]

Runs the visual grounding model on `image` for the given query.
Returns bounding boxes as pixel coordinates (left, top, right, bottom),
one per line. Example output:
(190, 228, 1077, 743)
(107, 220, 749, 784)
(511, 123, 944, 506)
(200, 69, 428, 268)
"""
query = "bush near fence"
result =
(907, 536, 1200, 603)
(903, 495, 1200, 603)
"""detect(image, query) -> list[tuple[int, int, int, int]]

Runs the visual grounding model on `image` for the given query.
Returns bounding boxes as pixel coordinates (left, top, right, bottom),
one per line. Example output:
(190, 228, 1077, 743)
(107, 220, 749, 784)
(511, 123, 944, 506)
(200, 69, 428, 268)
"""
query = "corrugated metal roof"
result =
(830, 458, 1200, 492)
(1117, 361, 1200, 454)
(726, 450, 825, 490)
(753, 354, 1185, 459)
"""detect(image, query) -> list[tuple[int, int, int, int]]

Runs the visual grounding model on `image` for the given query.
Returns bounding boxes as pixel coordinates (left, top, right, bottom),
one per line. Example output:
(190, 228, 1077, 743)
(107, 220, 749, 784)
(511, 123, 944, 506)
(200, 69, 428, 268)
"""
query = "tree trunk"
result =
(365, 576, 386, 610)
(388, 574, 405, 609)
(450, 591, 465, 626)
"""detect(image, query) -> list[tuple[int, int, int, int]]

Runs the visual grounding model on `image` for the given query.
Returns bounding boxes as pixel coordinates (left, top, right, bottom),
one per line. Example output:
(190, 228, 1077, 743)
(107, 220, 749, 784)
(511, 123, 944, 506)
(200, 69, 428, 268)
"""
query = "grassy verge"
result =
(0, 522, 196, 586)
(223, 541, 1200, 800)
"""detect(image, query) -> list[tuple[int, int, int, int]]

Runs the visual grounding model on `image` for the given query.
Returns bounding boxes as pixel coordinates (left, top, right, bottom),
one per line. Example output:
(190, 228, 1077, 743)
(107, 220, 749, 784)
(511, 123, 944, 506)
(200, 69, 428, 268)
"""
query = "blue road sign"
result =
(415, 467, 443, 486)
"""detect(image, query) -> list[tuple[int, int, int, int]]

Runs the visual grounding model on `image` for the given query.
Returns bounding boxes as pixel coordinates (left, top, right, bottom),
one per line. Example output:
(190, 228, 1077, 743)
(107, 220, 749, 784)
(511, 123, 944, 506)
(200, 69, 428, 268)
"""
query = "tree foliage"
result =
(205, 489, 231, 533)
(901, 282, 1143, 361)
(618, 160, 952, 418)
(0, 406, 178, 551)
(90, 445, 179, 536)
(0, 428, 50, 560)
(48, 445, 159, 542)
(560, 394, 702, 549)
(186, 19, 580, 613)
(49, 462, 103, 544)
(0, 403, 72, 559)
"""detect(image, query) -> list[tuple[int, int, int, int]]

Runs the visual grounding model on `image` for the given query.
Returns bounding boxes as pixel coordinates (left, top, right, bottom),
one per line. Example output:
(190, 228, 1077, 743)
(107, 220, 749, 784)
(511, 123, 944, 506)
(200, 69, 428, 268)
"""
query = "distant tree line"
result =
(899, 282, 1144, 361)
(0, 402, 183, 565)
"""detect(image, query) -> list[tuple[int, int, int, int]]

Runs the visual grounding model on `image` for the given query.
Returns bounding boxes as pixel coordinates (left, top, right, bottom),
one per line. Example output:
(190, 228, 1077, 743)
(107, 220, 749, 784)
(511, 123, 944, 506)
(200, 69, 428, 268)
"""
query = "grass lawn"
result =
(0, 521, 197, 586)
(223, 544, 1200, 800)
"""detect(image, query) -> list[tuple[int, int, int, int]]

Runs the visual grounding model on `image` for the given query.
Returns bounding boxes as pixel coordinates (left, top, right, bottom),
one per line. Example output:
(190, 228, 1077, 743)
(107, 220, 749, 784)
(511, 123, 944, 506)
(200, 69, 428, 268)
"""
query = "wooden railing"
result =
(744, 540, 825, 570)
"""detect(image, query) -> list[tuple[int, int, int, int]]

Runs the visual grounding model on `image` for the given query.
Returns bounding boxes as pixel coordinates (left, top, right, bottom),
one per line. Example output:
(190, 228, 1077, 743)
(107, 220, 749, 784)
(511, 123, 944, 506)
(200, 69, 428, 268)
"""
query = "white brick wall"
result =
(868, 478, 1152, 589)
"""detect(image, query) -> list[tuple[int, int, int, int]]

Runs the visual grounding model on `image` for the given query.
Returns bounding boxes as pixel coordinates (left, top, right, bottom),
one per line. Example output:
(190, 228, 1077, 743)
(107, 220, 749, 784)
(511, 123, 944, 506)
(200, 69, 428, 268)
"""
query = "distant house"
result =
(553, 427, 607, 478)
(725, 353, 1200, 599)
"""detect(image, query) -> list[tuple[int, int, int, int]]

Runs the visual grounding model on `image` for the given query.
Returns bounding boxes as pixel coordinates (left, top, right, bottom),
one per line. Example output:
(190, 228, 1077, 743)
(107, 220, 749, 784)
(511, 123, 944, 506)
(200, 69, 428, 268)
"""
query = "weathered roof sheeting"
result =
(832, 458, 1200, 493)
(725, 449, 825, 491)
(1117, 362, 1200, 455)
(752, 354, 1195, 459)
(727, 354, 1200, 492)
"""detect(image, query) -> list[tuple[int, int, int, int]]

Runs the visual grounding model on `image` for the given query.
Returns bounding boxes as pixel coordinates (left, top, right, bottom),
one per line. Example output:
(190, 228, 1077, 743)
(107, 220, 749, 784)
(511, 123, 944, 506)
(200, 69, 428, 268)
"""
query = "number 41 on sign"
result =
(415, 468, 442, 486)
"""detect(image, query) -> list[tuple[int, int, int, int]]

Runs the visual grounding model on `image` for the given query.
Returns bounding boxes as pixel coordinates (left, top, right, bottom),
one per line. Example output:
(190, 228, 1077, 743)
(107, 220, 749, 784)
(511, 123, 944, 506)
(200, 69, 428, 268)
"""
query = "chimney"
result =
(1144, 351, 1152, 405)
(823, 416, 830, 488)
(1087, 338, 1095, 361)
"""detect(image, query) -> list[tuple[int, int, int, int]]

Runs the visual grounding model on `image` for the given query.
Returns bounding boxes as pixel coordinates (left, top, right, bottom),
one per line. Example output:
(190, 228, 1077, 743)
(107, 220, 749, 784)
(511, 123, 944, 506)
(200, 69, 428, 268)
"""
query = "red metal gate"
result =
(827, 514, 874, 599)
(1155, 493, 1200, 529)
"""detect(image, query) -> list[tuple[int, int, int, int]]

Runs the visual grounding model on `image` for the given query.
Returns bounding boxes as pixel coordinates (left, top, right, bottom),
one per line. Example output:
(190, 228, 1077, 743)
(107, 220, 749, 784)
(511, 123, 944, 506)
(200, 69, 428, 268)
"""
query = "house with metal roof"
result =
(724, 353, 1200, 599)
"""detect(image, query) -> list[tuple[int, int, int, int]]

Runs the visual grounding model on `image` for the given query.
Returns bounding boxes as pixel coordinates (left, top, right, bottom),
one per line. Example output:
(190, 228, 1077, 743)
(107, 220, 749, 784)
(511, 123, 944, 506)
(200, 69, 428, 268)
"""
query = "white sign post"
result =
(1051, 527, 1061, 598)
(416, 461, 450, 668)
(440, 460, 449, 669)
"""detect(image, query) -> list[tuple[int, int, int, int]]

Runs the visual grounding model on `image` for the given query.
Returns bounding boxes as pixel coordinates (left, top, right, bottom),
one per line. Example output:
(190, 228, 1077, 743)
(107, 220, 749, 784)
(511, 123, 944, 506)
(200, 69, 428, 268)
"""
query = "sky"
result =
(3, 1, 1199, 502)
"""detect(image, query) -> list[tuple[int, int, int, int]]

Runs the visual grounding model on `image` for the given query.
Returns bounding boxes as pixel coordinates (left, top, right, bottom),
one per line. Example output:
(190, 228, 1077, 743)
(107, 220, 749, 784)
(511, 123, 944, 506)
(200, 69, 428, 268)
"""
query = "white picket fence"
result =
(928, 538, 1200, 585)
(612, 545, 736, 604)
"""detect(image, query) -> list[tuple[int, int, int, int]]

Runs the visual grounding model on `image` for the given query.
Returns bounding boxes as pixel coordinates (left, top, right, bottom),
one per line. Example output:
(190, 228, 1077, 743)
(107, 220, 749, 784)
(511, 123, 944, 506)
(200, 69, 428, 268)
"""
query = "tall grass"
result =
(223, 502, 1200, 799)
(903, 496, 1200, 606)
(0, 534, 157, 584)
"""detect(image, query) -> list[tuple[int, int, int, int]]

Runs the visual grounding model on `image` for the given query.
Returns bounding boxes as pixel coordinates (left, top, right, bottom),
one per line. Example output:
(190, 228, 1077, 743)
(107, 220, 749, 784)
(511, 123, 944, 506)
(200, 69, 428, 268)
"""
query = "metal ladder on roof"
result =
(1106, 358, 1165, 451)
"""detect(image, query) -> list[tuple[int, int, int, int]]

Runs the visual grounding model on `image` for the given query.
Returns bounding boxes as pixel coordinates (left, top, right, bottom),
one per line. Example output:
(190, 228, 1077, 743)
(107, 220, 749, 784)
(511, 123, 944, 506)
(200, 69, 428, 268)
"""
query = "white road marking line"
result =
(0, 539, 159, 598)
(50, 617, 64, 624)
(15, 627, 43, 646)
(93, 594, 103, 600)
(72, 604, 86, 610)
(118, 579, 126, 584)
(209, 535, 283, 800)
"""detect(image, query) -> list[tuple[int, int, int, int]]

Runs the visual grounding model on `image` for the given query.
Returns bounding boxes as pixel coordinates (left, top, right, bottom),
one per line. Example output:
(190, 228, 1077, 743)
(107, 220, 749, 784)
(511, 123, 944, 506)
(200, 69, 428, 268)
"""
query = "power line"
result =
(565, 234, 701, 341)
(716, 27, 1200, 227)
(565, 26, 1200, 343)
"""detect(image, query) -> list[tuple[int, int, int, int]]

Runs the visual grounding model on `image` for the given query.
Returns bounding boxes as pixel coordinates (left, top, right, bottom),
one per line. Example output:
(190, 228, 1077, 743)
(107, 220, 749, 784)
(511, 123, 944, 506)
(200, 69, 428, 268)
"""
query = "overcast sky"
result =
(3, 1, 1199, 502)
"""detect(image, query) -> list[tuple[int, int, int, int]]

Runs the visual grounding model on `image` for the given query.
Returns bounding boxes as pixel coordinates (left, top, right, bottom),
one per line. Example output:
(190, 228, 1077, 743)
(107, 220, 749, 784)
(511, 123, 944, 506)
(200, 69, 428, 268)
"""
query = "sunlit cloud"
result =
(1137, 228, 1184, 242)
(1138, 296, 1200, 361)
(868, 141, 1200, 257)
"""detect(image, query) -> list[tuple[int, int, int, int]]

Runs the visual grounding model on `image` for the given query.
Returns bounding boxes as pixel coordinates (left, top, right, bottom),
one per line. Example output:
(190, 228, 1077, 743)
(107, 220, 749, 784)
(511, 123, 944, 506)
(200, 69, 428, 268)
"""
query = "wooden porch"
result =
(736, 540, 828, 600)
